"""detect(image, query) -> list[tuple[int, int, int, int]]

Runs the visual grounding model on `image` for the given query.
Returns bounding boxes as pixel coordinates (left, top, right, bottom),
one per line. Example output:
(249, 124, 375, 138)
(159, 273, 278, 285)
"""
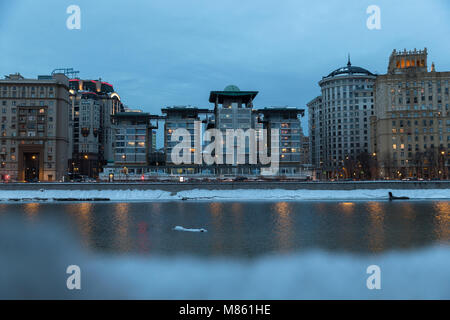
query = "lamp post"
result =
(440, 150, 446, 179)
(84, 154, 89, 178)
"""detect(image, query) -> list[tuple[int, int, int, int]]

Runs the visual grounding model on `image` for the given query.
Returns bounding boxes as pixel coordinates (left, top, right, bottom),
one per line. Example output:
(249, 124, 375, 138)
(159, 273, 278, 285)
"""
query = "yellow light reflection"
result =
(24, 202, 40, 221)
(339, 202, 355, 215)
(366, 202, 385, 253)
(433, 202, 450, 243)
(231, 203, 242, 226)
(273, 202, 293, 253)
(115, 203, 130, 252)
(70, 203, 93, 247)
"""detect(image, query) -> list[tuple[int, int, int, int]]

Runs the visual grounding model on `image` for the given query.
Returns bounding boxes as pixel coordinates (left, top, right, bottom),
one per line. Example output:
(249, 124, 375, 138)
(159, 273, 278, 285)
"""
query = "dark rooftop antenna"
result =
(51, 68, 80, 79)
(347, 53, 351, 67)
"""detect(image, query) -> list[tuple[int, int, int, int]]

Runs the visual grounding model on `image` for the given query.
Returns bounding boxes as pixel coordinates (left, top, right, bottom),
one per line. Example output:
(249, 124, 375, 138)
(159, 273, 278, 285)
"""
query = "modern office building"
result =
(68, 79, 123, 177)
(162, 106, 211, 173)
(0, 73, 70, 181)
(209, 85, 260, 174)
(111, 112, 155, 167)
(308, 57, 376, 179)
(372, 48, 450, 179)
(258, 107, 306, 175)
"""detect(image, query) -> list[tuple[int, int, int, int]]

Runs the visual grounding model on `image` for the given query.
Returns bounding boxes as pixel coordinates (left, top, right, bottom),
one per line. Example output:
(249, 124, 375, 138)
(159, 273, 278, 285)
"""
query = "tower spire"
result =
(347, 53, 351, 67)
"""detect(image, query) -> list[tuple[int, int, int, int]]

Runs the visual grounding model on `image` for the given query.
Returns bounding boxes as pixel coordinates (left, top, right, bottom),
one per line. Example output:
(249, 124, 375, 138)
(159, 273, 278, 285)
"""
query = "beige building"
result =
(372, 48, 450, 179)
(0, 73, 70, 182)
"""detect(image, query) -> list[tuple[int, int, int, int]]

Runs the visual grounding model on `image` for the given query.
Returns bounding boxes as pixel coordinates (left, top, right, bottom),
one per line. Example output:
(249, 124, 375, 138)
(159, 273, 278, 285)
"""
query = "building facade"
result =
(210, 85, 260, 174)
(308, 58, 376, 179)
(0, 73, 70, 182)
(307, 96, 322, 169)
(258, 107, 306, 175)
(68, 79, 123, 178)
(372, 48, 450, 179)
(107, 111, 156, 179)
(162, 106, 210, 173)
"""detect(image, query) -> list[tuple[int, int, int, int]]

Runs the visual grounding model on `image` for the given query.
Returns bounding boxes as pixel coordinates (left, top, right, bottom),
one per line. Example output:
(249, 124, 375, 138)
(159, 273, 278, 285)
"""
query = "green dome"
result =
(224, 85, 240, 92)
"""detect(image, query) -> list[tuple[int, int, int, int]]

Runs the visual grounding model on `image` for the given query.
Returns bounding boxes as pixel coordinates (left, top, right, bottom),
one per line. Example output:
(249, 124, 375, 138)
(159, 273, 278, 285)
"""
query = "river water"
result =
(0, 200, 449, 299)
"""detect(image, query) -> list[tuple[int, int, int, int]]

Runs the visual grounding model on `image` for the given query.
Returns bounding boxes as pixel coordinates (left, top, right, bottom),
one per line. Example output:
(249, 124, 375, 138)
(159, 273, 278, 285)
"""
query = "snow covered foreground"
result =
(0, 188, 449, 201)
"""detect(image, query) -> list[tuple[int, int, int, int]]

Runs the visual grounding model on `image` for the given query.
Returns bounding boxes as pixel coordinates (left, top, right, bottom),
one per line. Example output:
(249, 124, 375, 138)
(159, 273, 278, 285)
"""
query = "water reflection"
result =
(339, 202, 355, 215)
(366, 202, 385, 253)
(210, 202, 224, 253)
(0, 201, 447, 257)
(273, 202, 293, 253)
(433, 202, 450, 243)
(24, 202, 40, 221)
(114, 203, 130, 252)
(68, 203, 93, 248)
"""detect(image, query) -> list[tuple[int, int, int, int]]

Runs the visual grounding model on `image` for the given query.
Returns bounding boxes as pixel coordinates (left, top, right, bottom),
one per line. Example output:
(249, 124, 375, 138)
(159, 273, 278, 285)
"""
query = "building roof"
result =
(324, 58, 375, 78)
(209, 85, 258, 103)
(113, 112, 151, 117)
(161, 106, 211, 114)
(258, 107, 305, 116)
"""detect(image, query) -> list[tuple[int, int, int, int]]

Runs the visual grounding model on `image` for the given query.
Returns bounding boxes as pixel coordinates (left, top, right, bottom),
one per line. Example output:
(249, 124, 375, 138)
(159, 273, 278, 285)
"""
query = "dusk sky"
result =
(1, 0, 449, 145)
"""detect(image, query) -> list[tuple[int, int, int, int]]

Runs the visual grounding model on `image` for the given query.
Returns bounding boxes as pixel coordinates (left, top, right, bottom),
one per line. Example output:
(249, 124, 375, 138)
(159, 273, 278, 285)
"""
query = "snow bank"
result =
(0, 188, 448, 201)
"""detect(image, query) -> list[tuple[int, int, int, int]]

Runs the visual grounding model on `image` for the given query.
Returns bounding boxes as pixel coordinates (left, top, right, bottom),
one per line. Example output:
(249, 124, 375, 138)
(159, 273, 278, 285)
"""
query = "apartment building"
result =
(111, 112, 154, 168)
(0, 73, 70, 182)
(258, 107, 305, 175)
(162, 106, 210, 173)
(68, 79, 123, 177)
(308, 58, 376, 179)
(372, 48, 450, 179)
(209, 85, 260, 174)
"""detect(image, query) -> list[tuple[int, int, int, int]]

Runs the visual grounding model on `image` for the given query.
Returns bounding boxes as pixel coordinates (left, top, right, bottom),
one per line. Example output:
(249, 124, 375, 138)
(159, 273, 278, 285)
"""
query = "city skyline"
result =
(1, 0, 450, 137)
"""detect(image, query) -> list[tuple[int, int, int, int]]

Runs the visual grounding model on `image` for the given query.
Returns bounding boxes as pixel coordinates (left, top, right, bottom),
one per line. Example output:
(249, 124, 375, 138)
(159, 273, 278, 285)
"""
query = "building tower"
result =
(209, 85, 259, 175)
(372, 48, 450, 179)
(68, 79, 123, 178)
(309, 57, 376, 179)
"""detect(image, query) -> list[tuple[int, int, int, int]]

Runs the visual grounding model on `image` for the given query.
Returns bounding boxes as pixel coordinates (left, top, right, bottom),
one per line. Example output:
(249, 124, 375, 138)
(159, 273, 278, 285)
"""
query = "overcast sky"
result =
(1, 0, 449, 142)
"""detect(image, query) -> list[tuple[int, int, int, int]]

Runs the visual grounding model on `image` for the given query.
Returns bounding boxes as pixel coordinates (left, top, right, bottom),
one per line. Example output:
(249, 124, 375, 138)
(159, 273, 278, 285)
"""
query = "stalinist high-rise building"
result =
(372, 48, 450, 179)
